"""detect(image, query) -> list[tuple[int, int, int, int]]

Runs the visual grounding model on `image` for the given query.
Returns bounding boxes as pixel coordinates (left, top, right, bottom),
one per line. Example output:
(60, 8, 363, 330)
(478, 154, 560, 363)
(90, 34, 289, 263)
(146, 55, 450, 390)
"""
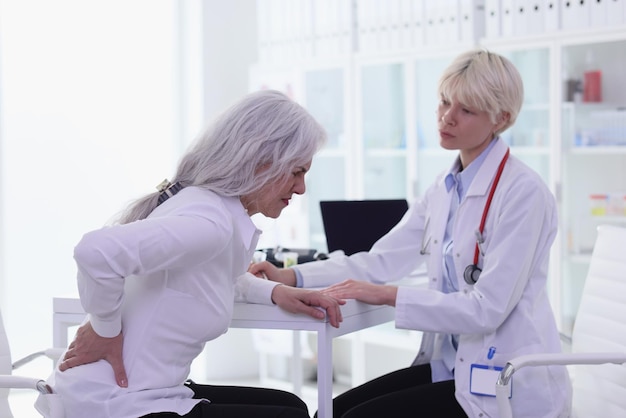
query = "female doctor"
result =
(250, 49, 572, 418)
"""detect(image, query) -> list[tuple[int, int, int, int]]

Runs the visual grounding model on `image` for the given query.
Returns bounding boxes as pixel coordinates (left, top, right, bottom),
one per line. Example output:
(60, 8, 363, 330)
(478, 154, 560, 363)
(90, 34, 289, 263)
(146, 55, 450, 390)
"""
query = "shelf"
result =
(417, 146, 551, 159)
(566, 253, 592, 264)
(523, 103, 551, 111)
(510, 146, 551, 156)
(586, 216, 626, 224)
(317, 148, 347, 158)
(364, 148, 407, 157)
(568, 146, 626, 155)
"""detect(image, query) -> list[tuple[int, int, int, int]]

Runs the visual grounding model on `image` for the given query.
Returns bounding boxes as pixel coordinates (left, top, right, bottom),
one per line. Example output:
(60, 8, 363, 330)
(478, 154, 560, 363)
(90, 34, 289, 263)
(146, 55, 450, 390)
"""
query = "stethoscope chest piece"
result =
(463, 264, 481, 285)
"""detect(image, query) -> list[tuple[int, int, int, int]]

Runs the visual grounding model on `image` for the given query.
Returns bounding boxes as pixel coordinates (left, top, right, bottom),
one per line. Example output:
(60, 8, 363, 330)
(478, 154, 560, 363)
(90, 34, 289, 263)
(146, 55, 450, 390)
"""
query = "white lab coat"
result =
(297, 139, 572, 418)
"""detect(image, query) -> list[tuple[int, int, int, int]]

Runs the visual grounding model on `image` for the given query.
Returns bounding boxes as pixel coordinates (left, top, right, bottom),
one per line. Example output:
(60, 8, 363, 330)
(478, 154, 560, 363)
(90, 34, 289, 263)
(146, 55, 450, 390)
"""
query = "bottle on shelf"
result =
(583, 50, 602, 103)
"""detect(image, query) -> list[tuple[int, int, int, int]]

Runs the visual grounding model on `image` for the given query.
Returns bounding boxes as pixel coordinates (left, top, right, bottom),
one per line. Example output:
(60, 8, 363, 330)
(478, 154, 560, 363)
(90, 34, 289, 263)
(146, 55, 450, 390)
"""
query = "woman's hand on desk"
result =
(249, 261, 297, 286)
(271, 285, 345, 328)
(322, 279, 398, 307)
(58, 321, 128, 388)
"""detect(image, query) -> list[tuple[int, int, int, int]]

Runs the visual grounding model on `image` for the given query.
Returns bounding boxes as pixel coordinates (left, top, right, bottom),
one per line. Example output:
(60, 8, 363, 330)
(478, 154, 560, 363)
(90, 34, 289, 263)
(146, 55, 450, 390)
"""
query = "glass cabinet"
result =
(559, 37, 626, 334)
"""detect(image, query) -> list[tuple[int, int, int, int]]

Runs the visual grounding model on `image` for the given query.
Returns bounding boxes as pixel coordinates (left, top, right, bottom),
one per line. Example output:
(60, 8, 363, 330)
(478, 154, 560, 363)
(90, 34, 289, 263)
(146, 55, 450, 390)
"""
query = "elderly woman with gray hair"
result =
(46, 90, 344, 418)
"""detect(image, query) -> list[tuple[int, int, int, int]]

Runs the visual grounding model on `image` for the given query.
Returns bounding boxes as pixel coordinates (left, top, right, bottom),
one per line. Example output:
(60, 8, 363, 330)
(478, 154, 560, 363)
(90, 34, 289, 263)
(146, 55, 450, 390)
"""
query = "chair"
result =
(496, 224, 626, 417)
(0, 308, 65, 418)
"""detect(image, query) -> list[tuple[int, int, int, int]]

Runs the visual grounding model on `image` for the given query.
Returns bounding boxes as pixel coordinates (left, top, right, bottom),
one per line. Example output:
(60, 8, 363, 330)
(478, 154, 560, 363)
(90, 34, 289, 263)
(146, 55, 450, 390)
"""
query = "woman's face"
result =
(241, 160, 312, 218)
(437, 95, 507, 168)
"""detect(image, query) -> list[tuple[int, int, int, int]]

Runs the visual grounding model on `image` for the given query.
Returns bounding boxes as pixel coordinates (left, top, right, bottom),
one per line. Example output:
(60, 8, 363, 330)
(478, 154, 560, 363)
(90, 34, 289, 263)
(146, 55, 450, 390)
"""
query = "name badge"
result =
(469, 364, 511, 398)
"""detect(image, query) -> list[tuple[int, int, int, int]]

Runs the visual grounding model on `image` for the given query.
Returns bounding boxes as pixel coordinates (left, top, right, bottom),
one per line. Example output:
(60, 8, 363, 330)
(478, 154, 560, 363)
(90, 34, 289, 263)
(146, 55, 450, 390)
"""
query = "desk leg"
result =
(291, 331, 302, 397)
(316, 327, 333, 418)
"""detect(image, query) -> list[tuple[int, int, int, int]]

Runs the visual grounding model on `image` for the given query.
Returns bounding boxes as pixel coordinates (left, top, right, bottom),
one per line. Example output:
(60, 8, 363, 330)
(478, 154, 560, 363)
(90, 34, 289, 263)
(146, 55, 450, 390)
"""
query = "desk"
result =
(53, 296, 395, 418)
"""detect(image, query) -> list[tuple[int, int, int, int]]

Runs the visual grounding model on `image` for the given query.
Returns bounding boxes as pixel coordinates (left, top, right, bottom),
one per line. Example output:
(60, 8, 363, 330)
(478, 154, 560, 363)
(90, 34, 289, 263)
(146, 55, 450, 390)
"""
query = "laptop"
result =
(320, 199, 409, 256)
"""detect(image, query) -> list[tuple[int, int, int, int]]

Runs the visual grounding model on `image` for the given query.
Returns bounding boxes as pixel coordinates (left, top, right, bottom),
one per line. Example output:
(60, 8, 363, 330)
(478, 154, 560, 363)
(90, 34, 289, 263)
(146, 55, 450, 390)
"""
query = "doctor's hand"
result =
(271, 285, 346, 328)
(249, 260, 297, 286)
(58, 321, 128, 388)
(322, 279, 398, 307)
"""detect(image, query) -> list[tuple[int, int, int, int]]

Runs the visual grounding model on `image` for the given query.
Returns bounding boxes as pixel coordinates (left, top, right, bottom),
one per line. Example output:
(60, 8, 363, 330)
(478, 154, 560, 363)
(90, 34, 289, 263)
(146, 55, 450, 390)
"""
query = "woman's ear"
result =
(495, 111, 511, 133)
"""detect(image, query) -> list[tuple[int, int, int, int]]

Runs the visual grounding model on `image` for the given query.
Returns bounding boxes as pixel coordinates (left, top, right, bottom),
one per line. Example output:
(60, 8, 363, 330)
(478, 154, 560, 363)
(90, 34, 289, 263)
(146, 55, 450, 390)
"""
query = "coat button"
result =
(432, 277, 437, 282)
(459, 358, 464, 362)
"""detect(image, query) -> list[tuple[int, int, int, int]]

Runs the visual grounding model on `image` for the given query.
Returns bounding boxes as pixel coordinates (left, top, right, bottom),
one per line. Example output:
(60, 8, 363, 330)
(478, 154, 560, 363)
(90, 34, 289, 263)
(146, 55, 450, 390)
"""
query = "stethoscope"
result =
(462, 148, 510, 285)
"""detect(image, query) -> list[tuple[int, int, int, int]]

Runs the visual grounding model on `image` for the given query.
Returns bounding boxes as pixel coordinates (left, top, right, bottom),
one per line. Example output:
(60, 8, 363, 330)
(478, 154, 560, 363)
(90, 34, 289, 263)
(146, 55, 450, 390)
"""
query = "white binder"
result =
(543, 0, 560, 33)
(444, 0, 462, 45)
(561, 0, 590, 31)
(501, 0, 515, 37)
(485, 0, 502, 38)
(589, 0, 608, 28)
(424, 1, 441, 45)
(356, 0, 376, 53)
(526, 1, 545, 36)
(411, 0, 426, 47)
(606, 0, 625, 26)
(459, 0, 486, 44)
(513, 0, 530, 36)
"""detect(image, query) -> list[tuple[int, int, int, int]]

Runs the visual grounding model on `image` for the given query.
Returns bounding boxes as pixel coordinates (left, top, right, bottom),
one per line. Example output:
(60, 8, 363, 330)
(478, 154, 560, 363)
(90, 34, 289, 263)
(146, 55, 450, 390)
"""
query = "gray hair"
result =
(438, 49, 524, 135)
(114, 89, 327, 224)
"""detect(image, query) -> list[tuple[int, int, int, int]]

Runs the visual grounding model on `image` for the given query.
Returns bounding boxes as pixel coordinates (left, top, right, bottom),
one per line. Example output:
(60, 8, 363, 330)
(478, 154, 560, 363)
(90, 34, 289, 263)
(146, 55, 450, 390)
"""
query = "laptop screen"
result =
(320, 199, 409, 256)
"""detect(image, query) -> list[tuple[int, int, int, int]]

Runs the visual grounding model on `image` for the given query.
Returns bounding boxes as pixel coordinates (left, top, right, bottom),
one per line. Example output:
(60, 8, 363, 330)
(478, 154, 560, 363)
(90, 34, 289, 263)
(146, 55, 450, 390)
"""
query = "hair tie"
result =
(156, 179, 184, 205)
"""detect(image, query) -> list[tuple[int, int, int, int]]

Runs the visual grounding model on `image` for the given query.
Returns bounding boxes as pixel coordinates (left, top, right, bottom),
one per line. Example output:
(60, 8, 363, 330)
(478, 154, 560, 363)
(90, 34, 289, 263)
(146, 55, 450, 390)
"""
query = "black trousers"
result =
(140, 380, 310, 418)
(315, 364, 467, 418)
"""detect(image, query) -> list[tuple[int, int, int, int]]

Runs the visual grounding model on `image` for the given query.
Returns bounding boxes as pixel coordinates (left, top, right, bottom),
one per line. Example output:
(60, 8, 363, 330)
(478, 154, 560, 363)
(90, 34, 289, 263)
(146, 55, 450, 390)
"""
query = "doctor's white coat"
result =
(297, 139, 572, 418)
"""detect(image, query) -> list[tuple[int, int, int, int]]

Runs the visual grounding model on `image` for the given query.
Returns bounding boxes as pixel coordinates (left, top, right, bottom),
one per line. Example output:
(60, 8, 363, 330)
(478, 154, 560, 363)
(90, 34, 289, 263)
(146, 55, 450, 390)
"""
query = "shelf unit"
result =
(249, 0, 626, 386)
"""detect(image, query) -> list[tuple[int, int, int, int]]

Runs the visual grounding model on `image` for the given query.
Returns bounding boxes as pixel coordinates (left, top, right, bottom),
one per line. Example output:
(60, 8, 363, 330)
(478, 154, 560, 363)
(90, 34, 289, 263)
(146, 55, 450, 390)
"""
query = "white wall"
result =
(202, 0, 258, 131)
(0, 0, 183, 358)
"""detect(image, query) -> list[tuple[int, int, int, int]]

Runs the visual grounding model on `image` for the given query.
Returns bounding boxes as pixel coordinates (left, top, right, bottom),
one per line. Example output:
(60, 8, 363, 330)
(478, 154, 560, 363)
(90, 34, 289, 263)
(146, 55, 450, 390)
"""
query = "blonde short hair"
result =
(438, 49, 524, 135)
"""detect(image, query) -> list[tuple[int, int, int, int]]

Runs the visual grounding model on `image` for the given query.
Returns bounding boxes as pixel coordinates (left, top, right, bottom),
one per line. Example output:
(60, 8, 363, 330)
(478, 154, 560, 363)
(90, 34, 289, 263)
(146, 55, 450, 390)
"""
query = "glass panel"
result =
(306, 69, 345, 149)
(363, 155, 406, 199)
(304, 68, 346, 252)
(361, 63, 406, 149)
(361, 63, 407, 198)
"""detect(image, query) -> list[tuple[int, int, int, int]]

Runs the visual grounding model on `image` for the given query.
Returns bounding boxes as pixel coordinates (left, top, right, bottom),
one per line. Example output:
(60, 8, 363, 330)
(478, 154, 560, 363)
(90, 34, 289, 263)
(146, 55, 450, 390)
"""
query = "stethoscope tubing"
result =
(471, 148, 510, 266)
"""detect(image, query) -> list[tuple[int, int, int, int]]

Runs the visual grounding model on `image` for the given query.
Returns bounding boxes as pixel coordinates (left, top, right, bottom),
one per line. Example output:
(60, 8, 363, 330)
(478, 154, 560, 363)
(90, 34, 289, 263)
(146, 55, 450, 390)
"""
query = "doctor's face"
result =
(437, 95, 506, 168)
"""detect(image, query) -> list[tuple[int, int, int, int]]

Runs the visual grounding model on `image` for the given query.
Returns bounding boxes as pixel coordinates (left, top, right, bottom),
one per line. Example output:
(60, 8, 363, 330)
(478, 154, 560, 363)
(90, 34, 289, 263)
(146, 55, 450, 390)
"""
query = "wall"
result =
(0, 0, 181, 358)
